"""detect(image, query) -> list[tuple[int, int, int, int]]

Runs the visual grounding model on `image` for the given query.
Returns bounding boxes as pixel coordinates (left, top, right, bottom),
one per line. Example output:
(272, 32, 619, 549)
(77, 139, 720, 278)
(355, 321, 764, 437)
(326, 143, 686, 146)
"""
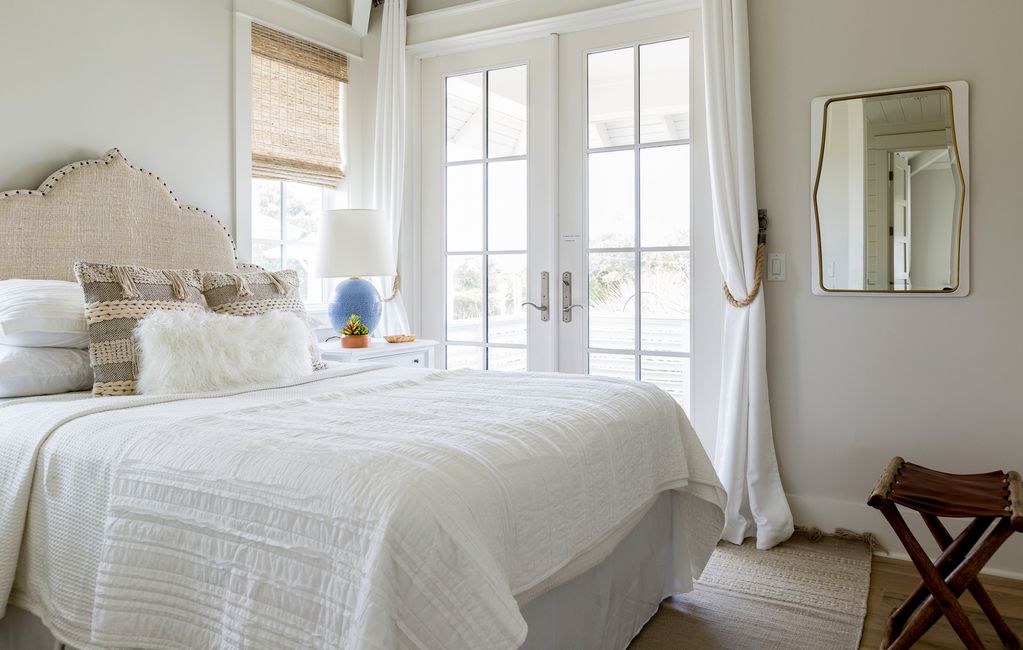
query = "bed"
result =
(0, 149, 726, 650)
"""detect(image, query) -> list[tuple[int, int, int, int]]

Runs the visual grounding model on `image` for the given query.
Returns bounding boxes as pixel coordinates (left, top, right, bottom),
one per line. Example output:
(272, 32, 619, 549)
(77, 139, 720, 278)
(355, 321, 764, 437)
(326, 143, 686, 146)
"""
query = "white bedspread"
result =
(0, 365, 725, 650)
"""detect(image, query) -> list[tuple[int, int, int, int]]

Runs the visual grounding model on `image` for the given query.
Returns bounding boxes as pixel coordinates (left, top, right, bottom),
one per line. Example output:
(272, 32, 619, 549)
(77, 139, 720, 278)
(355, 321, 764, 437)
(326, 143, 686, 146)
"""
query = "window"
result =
(249, 24, 348, 305)
(251, 180, 345, 305)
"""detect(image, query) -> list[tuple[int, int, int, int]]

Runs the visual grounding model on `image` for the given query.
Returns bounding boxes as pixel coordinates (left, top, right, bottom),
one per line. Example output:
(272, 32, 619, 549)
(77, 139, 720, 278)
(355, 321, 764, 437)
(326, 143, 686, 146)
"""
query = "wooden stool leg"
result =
(887, 515, 992, 635)
(891, 518, 1016, 650)
(880, 504, 986, 649)
(923, 514, 1022, 648)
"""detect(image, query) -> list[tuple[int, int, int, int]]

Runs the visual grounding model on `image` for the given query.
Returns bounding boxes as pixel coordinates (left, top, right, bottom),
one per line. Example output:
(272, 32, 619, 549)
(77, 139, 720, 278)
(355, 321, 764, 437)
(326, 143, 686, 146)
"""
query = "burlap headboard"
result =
(0, 148, 244, 281)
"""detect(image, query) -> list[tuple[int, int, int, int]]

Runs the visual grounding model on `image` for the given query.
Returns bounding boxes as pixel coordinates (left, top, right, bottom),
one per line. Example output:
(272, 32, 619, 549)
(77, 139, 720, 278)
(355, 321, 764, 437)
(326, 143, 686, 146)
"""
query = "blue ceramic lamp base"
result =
(328, 277, 383, 334)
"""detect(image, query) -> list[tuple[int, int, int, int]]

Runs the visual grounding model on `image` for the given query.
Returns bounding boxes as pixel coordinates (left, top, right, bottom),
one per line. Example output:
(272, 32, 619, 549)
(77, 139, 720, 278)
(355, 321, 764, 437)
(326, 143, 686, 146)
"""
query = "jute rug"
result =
(630, 535, 872, 649)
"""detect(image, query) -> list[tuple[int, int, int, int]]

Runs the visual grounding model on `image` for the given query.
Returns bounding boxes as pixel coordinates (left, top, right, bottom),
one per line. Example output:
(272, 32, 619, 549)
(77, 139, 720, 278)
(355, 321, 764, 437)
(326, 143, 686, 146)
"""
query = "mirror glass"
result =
(814, 87, 963, 292)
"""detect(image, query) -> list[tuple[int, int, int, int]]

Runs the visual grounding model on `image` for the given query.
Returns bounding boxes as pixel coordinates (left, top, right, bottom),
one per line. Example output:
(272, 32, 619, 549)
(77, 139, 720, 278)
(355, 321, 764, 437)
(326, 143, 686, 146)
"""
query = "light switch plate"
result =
(767, 253, 786, 281)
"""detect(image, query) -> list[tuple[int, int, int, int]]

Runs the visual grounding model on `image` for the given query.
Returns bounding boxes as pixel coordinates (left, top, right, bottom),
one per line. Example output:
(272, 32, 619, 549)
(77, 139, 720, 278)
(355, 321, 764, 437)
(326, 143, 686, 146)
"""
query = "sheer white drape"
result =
(371, 0, 411, 335)
(701, 0, 793, 549)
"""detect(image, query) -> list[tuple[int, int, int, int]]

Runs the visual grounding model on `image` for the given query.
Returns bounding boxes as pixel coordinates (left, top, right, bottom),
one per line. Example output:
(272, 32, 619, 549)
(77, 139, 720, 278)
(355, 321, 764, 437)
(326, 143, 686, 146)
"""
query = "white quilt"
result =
(0, 365, 725, 650)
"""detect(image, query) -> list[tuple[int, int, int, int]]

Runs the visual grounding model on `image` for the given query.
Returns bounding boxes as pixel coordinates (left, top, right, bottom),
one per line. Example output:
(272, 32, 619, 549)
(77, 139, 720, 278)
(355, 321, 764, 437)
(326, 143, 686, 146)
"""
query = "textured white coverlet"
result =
(0, 366, 725, 650)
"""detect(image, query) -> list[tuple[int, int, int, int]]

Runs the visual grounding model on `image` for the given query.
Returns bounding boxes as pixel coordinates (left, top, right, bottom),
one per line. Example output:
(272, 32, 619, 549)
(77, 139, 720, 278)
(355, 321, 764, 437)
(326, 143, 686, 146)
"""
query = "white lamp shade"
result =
(314, 209, 396, 278)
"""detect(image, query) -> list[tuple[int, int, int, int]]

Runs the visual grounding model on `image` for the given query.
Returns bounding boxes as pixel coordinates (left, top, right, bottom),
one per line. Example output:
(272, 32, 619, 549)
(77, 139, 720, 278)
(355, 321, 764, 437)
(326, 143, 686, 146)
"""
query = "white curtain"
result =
(701, 0, 793, 549)
(371, 0, 411, 335)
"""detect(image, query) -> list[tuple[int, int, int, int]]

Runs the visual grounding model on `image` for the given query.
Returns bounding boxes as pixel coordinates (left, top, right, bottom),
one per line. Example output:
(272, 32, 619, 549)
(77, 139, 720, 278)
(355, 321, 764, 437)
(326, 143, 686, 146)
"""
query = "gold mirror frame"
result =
(811, 84, 968, 295)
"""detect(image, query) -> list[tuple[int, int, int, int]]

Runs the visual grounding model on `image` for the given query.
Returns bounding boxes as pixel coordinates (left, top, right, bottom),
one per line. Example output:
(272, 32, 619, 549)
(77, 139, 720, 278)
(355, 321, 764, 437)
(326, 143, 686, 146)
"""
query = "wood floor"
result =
(860, 557, 1023, 649)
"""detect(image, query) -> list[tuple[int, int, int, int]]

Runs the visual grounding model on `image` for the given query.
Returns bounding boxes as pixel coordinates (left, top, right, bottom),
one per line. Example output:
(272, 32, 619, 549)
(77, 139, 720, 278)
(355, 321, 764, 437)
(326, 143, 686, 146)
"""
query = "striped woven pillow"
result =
(74, 261, 206, 396)
(202, 269, 326, 371)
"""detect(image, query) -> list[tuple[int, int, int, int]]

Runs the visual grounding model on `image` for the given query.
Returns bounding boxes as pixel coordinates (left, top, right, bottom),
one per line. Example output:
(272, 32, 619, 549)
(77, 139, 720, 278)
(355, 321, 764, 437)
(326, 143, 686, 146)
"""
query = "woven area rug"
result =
(630, 535, 872, 649)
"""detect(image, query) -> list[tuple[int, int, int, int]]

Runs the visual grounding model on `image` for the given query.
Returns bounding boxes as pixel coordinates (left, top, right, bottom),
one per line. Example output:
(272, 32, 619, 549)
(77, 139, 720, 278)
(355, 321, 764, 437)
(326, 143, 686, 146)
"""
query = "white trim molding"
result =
(234, 0, 364, 58)
(351, 0, 373, 37)
(407, 0, 694, 58)
(233, 14, 254, 261)
(786, 493, 1023, 581)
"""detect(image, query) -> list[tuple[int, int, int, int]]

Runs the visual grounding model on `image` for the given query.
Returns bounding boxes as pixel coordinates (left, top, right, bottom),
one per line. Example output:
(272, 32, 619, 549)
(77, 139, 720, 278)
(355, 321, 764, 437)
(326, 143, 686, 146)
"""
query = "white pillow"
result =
(134, 310, 314, 395)
(0, 279, 89, 348)
(0, 345, 94, 398)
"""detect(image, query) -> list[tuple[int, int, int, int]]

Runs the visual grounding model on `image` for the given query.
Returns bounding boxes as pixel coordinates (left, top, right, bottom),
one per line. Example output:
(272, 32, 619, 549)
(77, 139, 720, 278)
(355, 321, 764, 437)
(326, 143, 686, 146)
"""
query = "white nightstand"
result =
(318, 339, 439, 369)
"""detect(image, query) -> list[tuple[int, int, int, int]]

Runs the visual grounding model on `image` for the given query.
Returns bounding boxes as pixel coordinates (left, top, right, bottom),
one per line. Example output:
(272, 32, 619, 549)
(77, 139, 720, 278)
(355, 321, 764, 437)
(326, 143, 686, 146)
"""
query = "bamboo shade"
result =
(251, 24, 348, 187)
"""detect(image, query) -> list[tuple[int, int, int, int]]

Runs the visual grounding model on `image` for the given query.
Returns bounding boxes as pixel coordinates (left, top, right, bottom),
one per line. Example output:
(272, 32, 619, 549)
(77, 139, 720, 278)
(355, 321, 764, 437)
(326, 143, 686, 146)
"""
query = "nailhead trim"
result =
(0, 147, 239, 264)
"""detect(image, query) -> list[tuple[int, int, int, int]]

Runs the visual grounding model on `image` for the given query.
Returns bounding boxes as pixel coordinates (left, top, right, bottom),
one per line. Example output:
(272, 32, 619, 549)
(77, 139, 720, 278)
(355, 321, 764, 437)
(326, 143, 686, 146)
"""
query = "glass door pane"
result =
(583, 38, 692, 412)
(444, 65, 529, 370)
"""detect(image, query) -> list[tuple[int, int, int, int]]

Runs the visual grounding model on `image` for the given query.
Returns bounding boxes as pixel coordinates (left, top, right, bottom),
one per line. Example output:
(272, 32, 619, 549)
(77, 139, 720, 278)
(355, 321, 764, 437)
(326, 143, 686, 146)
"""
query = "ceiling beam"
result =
(351, 0, 372, 36)
(910, 148, 949, 176)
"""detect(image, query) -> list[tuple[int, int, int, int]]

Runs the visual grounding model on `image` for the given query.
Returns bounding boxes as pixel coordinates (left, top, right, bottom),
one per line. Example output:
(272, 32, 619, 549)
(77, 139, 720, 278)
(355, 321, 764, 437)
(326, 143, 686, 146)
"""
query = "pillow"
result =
(202, 269, 327, 370)
(0, 345, 93, 398)
(134, 310, 314, 394)
(74, 262, 207, 396)
(0, 279, 90, 348)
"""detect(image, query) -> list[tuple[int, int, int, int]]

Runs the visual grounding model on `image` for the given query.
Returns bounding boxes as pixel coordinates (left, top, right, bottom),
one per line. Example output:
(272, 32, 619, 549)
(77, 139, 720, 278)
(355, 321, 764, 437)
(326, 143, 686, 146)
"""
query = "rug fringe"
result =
(794, 525, 885, 553)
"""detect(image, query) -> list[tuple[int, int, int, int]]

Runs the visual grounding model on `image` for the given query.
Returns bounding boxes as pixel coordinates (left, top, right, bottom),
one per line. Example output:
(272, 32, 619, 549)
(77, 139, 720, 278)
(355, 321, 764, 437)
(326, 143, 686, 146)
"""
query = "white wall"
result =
(0, 0, 235, 229)
(295, 0, 351, 23)
(749, 0, 1023, 576)
(0, 0, 371, 244)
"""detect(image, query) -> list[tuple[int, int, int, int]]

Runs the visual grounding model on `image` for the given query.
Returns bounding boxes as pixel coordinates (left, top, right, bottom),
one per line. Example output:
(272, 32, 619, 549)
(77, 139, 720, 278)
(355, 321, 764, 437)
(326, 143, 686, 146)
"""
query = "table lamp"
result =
(314, 209, 395, 334)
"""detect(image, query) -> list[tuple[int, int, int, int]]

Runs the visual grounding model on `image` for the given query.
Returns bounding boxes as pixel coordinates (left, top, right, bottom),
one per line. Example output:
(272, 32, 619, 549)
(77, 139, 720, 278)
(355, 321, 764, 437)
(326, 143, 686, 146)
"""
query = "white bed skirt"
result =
(1, 492, 682, 650)
(520, 491, 684, 649)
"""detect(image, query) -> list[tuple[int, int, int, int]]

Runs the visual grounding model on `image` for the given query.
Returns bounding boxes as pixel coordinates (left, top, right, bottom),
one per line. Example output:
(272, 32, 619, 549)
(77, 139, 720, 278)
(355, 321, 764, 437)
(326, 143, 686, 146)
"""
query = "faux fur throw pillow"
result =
(134, 310, 314, 395)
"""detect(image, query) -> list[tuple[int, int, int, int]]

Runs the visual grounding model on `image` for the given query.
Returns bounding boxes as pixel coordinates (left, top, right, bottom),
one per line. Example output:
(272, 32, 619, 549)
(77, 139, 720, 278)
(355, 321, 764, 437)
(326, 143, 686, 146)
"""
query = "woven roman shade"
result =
(251, 24, 348, 188)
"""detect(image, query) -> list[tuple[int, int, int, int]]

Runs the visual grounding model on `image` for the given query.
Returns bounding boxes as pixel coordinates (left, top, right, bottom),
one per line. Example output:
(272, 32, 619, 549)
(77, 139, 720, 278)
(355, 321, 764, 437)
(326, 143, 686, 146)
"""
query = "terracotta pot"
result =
(341, 334, 371, 349)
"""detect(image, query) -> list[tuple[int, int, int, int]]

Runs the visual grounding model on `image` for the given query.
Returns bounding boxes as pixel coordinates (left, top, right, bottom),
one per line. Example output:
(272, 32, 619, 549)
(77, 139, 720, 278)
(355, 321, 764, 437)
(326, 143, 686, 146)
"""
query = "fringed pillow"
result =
(74, 262, 206, 396)
(201, 269, 326, 371)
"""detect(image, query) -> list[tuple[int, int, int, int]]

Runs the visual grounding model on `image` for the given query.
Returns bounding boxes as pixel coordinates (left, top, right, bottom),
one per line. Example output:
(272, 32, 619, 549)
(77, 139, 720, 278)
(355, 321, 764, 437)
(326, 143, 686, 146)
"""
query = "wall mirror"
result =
(809, 81, 969, 296)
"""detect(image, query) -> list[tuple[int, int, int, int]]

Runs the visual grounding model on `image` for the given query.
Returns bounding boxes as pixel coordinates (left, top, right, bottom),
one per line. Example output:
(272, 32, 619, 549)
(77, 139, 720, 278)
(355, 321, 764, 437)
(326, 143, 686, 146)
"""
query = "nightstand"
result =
(317, 339, 439, 369)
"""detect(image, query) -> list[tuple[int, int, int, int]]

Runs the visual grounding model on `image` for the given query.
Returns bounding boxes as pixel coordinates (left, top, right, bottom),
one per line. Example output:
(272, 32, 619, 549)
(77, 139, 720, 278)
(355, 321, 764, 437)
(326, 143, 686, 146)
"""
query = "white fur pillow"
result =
(134, 310, 314, 395)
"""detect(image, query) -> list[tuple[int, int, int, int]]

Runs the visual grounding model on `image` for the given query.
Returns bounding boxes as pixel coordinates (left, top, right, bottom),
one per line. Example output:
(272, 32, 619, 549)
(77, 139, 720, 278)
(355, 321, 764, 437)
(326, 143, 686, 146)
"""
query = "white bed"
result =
(0, 150, 726, 649)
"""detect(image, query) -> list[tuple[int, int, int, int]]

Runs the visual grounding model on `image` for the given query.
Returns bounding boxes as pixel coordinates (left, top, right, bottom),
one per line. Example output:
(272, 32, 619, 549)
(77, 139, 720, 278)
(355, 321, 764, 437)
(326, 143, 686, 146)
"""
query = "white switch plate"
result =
(766, 253, 786, 281)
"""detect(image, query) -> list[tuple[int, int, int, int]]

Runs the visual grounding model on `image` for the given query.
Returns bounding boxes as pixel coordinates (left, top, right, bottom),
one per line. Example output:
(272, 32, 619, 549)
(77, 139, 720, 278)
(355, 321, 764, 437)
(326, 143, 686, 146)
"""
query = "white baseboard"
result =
(786, 493, 1023, 582)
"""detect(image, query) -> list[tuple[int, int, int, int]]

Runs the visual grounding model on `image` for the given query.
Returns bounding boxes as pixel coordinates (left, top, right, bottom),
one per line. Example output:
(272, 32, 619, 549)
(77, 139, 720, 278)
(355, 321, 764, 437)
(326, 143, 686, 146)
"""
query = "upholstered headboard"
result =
(0, 148, 243, 281)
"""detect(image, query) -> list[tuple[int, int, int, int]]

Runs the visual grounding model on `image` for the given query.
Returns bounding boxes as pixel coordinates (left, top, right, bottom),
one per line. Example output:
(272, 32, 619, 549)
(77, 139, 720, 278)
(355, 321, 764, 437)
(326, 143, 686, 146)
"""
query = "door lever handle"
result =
(521, 271, 550, 322)
(561, 272, 585, 323)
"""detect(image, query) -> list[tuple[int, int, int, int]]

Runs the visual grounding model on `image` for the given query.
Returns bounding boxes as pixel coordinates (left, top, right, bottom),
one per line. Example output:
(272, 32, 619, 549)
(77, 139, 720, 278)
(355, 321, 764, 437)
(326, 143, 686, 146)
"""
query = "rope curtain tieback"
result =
(382, 274, 401, 302)
(723, 242, 765, 308)
(723, 210, 769, 308)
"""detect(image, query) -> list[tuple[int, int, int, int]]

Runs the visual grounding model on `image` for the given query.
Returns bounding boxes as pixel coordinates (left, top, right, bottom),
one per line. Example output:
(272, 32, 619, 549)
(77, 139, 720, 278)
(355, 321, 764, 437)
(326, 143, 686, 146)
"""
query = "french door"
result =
(421, 38, 554, 372)
(420, 12, 695, 411)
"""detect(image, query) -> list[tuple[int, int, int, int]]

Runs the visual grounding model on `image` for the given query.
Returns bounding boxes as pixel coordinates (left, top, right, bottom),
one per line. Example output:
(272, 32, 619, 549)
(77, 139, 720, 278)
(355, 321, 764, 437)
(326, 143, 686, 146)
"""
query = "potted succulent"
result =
(340, 314, 371, 348)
